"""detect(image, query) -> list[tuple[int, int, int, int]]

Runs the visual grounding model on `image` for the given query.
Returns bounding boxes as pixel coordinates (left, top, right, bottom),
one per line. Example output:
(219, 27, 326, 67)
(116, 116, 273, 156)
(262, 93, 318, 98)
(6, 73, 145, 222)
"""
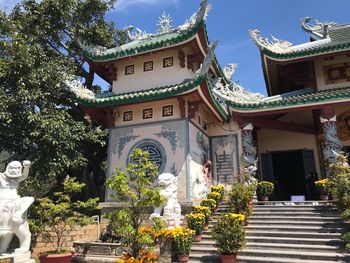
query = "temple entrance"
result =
(272, 151, 305, 200)
(261, 149, 316, 201)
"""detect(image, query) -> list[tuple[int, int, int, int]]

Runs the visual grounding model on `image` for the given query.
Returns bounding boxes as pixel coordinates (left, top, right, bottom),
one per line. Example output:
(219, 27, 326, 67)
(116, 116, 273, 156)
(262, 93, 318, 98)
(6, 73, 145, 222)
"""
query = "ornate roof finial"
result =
(126, 26, 152, 41)
(224, 63, 238, 81)
(194, 41, 217, 78)
(249, 29, 293, 53)
(76, 38, 107, 55)
(301, 17, 337, 38)
(157, 12, 173, 34)
(178, 0, 212, 31)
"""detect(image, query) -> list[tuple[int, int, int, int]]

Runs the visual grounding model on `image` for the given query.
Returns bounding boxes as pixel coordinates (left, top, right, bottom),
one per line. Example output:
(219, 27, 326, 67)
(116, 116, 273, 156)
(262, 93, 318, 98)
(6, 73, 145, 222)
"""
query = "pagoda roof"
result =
(80, 0, 212, 62)
(227, 86, 350, 114)
(250, 18, 350, 61)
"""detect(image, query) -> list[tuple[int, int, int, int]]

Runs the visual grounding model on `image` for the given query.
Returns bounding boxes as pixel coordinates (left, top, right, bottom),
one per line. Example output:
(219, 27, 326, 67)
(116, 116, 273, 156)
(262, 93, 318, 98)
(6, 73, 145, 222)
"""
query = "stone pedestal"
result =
(0, 252, 34, 263)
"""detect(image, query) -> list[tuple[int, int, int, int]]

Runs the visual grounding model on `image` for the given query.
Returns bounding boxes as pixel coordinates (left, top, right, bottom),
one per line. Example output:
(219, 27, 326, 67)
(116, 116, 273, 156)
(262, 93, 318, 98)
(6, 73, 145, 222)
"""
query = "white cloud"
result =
(116, 0, 179, 11)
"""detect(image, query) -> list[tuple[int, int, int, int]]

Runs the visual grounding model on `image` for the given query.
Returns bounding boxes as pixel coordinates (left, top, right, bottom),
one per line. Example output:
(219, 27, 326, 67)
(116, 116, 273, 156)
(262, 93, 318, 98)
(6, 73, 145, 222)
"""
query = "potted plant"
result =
(207, 192, 222, 207)
(162, 227, 195, 262)
(211, 213, 246, 263)
(315, 178, 331, 200)
(257, 181, 274, 201)
(228, 182, 253, 222)
(193, 206, 211, 229)
(211, 185, 225, 202)
(201, 198, 216, 216)
(33, 178, 99, 263)
(185, 213, 205, 241)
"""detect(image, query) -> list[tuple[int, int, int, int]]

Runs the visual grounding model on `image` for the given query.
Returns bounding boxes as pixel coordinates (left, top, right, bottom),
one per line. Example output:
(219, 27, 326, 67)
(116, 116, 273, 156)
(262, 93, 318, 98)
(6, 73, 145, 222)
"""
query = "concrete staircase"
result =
(188, 202, 350, 263)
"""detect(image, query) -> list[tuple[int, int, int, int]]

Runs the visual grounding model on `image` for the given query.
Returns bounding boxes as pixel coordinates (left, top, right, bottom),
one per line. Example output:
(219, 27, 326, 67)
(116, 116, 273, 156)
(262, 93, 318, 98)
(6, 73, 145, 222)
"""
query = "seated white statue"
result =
(150, 173, 181, 222)
(0, 160, 34, 255)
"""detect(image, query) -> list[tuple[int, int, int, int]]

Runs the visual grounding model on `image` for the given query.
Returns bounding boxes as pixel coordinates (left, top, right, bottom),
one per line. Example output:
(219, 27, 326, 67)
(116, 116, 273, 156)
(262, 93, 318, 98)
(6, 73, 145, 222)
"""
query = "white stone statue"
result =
(150, 173, 181, 227)
(0, 160, 34, 262)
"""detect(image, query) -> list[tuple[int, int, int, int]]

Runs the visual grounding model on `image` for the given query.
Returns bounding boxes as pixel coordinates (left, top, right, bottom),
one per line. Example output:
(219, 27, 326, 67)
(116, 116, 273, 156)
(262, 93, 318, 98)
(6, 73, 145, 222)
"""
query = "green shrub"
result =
(200, 198, 216, 214)
(211, 185, 225, 201)
(257, 181, 274, 197)
(211, 213, 246, 255)
(228, 182, 253, 216)
(185, 213, 205, 235)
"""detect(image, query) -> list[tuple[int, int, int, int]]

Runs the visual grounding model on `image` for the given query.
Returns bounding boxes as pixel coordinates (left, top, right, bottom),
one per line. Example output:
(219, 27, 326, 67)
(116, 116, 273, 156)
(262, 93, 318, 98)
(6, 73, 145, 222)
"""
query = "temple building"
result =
(70, 0, 350, 203)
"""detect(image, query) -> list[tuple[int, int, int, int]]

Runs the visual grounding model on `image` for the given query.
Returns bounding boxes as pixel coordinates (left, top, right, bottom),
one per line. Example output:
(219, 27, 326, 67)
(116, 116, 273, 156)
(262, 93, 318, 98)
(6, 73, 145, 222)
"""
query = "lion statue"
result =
(150, 173, 181, 223)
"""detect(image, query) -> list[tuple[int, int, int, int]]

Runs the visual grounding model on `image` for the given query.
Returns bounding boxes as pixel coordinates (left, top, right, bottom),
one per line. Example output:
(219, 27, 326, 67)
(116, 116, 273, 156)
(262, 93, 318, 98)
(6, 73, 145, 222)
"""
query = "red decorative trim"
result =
(177, 97, 186, 118)
(178, 49, 186, 68)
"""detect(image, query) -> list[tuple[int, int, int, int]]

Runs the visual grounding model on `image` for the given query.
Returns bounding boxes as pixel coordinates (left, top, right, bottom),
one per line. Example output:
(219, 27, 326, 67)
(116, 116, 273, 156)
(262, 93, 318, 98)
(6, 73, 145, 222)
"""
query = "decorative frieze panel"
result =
(323, 62, 350, 85)
(211, 135, 239, 185)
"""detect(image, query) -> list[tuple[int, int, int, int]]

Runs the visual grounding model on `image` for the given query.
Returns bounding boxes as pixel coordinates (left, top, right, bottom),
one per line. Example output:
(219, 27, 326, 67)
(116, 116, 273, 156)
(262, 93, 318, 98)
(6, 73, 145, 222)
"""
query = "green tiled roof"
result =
(77, 75, 229, 119)
(83, 21, 204, 62)
(228, 86, 350, 112)
(263, 24, 350, 60)
(78, 76, 205, 106)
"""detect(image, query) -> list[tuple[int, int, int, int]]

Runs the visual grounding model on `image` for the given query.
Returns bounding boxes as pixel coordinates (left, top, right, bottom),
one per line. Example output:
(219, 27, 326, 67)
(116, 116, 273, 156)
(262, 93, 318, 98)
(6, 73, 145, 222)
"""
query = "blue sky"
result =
(1, 0, 349, 95)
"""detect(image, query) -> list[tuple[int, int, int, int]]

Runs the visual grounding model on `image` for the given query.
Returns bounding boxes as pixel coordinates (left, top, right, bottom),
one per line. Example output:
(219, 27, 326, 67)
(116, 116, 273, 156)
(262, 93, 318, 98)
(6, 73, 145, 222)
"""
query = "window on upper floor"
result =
(163, 57, 174, 68)
(125, 65, 135, 75)
(144, 61, 153, 72)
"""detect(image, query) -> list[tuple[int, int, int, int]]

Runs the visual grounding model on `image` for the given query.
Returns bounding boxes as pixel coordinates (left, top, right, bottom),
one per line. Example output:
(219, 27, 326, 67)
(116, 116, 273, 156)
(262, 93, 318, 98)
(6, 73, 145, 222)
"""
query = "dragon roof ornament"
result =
(178, 0, 212, 31)
(249, 29, 293, 54)
(223, 63, 238, 81)
(194, 41, 217, 78)
(64, 76, 96, 99)
(212, 64, 264, 104)
(301, 17, 337, 38)
(76, 38, 107, 55)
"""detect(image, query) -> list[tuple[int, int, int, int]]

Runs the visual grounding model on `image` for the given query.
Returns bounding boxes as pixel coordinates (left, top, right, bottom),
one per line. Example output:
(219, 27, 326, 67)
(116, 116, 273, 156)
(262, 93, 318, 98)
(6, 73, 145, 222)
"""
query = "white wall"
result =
(188, 122, 210, 204)
(106, 119, 189, 202)
(113, 49, 195, 94)
(115, 98, 181, 127)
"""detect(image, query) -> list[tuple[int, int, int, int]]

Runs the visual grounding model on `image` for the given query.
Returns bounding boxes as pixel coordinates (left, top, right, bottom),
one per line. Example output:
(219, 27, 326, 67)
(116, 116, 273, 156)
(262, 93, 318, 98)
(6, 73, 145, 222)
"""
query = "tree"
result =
(105, 149, 165, 258)
(0, 0, 126, 198)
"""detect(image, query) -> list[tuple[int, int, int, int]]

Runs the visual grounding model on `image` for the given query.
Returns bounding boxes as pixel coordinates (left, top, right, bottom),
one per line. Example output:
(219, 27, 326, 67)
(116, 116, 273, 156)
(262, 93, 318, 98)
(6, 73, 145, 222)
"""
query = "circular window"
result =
(129, 140, 166, 174)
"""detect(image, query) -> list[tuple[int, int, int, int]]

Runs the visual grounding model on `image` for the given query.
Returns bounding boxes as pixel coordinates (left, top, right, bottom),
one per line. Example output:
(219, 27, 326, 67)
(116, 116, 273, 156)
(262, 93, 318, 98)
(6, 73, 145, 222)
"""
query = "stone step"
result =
(245, 225, 344, 233)
(249, 215, 342, 222)
(251, 207, 338, 213)
(245, 236, 343, 246)
(188, 252, 220, 263)
(236, 255, 346, 263)
(245, 230, 341, 239)
(245, 242, 342, 253)
(239, 248, 349, 261)
(248, 221, 346, 228)
(252, 211, 340, 216)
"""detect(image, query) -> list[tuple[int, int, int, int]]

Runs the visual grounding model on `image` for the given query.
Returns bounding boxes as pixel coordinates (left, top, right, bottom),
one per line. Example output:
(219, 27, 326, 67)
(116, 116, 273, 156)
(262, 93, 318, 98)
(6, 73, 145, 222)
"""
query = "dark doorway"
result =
(272, 151, 306, 201)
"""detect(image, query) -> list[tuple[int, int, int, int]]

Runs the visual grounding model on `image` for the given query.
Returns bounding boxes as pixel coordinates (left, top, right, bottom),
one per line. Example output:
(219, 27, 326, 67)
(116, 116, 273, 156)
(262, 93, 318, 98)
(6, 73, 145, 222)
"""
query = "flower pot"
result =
(261, 196, 269, 202)
(178, 254, 189, 262)
(39, 252, 73, 263)
(194, 234, 202, 242)
(320, 194, 329, 201)
(248, 199, 253, 207)
(210, 215, 214, 221)
(204, 224, 209, 230)
(244, 218, 249, 226)
(220, 254, 237, 263)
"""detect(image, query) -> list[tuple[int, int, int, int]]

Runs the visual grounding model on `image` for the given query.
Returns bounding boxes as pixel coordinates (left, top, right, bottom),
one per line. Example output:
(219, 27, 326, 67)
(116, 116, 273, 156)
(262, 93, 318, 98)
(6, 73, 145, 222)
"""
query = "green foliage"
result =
(207, 191, 221, 204)
(192, 205, 211, 225)
(211, 185, 225, 201)
(228, 182, 254, 217)
(31, 177, 99, 253)
(257, 181, 274, 197)
(211, 213, 246, 255)
(200, 198, 216, 214)
(105, 149, 165, 258)
(0, 0, 126, 197)
(328, 153, 350, 250)
(185, 213, 205, 235)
